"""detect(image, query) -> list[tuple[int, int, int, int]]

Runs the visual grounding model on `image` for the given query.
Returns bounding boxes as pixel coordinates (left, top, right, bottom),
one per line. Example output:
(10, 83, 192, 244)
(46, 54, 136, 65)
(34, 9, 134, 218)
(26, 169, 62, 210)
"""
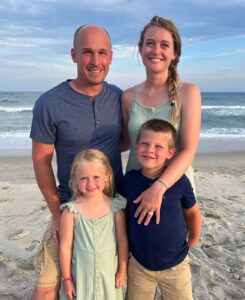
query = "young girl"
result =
(59, 149, 128, 300)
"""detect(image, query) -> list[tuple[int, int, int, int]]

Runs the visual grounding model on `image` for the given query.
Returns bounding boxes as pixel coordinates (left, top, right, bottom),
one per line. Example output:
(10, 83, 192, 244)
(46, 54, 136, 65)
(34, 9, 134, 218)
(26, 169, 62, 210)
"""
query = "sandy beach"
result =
(0, 152, 244, 300)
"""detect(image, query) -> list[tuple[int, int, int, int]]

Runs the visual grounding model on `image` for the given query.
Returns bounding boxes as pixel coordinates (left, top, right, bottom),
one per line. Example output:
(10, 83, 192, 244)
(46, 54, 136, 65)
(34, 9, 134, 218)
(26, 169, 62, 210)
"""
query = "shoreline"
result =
(0, 151, 244, 299)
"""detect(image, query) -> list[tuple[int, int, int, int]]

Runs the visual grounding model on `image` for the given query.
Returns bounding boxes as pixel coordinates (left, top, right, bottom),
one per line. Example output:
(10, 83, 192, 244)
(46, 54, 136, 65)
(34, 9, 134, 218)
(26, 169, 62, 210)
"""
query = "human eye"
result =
(82, 49, 92, 55)
(161, 42, 169, 49)
(99, 50, 109, 56)
(155, 144, 163, 149)
(146, 40, 154, 47)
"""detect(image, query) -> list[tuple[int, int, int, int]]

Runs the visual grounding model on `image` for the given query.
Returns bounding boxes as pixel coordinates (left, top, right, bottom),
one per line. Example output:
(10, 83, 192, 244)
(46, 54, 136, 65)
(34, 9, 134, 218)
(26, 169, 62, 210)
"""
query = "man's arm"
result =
(32, 140, 61, 241)
(183, 203, 202, 248)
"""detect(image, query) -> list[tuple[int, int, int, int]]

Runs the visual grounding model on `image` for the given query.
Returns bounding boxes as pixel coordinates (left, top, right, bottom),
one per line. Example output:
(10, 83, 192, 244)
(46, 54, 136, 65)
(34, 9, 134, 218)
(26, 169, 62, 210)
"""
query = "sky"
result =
(0, 0, 245, 92)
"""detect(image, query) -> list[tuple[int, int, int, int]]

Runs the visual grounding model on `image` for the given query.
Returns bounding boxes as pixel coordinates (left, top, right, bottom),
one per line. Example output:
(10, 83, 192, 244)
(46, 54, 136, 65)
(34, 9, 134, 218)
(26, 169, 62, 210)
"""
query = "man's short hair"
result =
(73, 24, 111, 48)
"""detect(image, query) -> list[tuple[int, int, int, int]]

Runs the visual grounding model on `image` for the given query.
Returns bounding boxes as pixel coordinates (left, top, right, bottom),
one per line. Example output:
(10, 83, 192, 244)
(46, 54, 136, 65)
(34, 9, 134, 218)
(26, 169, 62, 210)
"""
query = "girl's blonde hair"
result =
(138, 16, 181, 124)
(69, 149, 114, 200)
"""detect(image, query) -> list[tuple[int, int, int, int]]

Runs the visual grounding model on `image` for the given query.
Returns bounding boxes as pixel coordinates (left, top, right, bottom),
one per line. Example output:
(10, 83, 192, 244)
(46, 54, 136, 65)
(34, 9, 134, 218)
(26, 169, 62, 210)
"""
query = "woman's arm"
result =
(135, 83, 202, 225)
(120, 89, 133, 152)
(60, 209, 76, 300)
(115, 210, 128, 288)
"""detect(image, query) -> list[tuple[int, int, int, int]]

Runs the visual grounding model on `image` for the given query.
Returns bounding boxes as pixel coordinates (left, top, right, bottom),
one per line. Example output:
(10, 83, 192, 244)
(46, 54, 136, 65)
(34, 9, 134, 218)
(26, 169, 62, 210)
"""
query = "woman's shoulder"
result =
(177, 80, 201, 106)
(178, 80, 200, 92)
(122, 83, 144, 102)
(178, 80, 200, 95)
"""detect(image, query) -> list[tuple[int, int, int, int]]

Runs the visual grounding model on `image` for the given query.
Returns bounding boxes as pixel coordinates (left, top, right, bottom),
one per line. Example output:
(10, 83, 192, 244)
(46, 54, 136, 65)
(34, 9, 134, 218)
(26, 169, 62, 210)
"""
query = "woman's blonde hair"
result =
(69, 149, 114, 200)
(138, 16, 181, 124)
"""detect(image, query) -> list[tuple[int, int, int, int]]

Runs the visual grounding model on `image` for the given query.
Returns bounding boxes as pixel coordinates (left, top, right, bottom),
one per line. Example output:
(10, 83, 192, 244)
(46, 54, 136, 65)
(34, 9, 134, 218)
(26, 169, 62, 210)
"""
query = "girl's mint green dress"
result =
(59, 194, 127, 300)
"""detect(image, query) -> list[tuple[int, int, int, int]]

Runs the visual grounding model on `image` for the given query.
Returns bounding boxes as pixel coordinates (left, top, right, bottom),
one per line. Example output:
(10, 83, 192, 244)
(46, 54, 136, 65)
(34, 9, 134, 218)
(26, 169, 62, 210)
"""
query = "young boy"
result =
(121, 119, 201, 300)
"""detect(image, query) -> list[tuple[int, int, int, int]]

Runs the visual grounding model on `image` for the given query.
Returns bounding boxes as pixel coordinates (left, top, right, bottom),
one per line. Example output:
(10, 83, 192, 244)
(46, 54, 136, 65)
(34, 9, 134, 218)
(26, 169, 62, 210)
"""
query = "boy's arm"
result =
(183, 203, 202, 248)
(115, 209, 129, 288)
(60, 209, 76, 299)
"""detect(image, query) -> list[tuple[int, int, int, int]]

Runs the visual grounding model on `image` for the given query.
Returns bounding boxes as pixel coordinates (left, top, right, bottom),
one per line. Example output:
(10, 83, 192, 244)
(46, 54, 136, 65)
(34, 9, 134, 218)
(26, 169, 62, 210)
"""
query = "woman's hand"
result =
(134, 180, 166, 225)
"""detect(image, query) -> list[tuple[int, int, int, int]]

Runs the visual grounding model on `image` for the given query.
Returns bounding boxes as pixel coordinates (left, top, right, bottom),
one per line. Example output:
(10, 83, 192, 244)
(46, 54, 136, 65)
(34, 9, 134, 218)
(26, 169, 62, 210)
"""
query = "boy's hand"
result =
(188, 234, 200, 248)
(115, 269, 126, 288)
(134, 180, 166, 225)
(64, 280, 76, 300)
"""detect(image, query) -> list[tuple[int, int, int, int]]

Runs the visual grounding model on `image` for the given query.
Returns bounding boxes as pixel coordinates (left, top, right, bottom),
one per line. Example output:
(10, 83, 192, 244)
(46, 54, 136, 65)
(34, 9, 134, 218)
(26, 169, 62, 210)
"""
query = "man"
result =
(30, 24, 123, 300)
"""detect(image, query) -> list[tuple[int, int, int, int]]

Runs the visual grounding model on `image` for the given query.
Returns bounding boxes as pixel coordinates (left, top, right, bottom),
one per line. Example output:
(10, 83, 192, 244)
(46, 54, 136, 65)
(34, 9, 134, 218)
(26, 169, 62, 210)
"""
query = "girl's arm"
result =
(60, 208, 76, 300)
(115, 209, 128, 288)
(183, 203, 202, 247)
(135, 83, 201, 225)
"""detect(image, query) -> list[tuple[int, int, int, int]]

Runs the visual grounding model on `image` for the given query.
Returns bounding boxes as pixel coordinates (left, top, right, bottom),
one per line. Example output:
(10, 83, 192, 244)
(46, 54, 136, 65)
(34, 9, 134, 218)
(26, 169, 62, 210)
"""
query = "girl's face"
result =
(140, 25, 176, 74)
(76, 161, 109, 198)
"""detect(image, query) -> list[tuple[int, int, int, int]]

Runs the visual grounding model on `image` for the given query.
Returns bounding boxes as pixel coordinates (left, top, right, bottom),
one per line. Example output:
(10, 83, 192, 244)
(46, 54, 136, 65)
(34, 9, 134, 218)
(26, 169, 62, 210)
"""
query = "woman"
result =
(121, 16, 201, 225)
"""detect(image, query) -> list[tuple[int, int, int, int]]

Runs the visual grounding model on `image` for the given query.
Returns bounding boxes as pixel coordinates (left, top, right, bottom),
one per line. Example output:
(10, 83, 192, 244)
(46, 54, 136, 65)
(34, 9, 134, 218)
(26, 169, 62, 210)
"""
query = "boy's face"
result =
(135, 129, 175, 175)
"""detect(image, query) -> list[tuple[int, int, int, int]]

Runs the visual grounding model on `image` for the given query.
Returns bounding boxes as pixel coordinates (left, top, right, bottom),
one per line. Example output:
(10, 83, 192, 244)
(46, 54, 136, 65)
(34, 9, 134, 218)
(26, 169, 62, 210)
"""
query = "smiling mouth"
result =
(143, 155, 155, 160)
(86, 188, 97, 192)
(88, 69, 102, 73)
(149, 57, 164, 62)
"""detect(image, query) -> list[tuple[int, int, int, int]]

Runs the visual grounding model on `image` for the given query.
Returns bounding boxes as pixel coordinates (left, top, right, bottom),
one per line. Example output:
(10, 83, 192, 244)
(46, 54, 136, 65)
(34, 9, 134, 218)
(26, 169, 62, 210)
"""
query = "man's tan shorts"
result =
(34, 224, 61, 287)
(126, 255, 193, 300)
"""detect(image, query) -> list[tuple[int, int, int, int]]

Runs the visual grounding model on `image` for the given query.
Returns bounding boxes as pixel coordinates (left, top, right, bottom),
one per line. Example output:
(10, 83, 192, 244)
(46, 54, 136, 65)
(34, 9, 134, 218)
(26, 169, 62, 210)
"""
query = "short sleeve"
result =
(60, 202, 78, 213)
(112, 193, 127, 212)
(30, 95, 56, 144)
(181, 176, 196, 209)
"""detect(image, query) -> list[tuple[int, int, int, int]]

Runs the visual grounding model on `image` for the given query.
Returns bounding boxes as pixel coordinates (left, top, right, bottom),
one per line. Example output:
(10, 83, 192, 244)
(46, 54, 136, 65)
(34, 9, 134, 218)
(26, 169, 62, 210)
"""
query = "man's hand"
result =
(52, 212, 61, 243)
(134, 180, 166, 225)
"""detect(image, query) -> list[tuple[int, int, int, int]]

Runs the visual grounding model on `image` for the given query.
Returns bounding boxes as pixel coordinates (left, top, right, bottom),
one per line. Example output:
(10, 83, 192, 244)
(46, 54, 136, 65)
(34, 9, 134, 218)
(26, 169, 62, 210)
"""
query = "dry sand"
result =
(0, 152, 244, 299)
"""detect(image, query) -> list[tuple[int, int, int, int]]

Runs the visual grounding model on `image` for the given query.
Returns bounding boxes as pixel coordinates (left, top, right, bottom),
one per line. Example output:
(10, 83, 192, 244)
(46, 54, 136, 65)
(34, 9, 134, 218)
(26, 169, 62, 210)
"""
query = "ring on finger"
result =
(147, 211, 154, 216)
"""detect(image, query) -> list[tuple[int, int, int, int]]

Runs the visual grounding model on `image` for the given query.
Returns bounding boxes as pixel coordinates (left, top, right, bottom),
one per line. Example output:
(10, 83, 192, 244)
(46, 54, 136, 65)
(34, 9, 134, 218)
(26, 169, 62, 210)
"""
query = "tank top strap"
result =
(133, 86, 137, 101)
(176, 80, 184, 92)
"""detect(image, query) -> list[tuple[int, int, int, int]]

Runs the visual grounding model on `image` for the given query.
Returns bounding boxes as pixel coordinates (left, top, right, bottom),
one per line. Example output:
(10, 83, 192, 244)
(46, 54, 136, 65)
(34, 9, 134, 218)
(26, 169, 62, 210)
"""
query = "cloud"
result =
(212, 48, 245, 57)
(0, 39, 36, 47)
(0, 58, 71, 69)
(112, 45, 136, 59)
(0, 1, 244, 91)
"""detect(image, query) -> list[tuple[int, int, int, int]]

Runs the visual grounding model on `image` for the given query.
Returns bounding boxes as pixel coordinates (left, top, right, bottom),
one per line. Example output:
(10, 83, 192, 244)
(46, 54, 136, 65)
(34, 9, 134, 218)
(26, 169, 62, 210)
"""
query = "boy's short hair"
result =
(136, 119, 177, 149)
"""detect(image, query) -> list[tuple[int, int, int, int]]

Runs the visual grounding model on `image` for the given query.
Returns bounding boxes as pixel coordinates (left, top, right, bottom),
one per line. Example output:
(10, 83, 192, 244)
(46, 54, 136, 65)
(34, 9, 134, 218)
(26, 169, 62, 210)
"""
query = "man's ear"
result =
(71, 48, 77, 63)
(109, 50, 113, 65)
(166, 147, 176, 160)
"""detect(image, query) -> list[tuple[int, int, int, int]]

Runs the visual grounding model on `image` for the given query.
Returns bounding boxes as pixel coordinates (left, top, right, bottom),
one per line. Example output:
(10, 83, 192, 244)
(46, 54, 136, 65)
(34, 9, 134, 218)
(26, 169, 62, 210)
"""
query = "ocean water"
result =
(0, 91, 245, 155)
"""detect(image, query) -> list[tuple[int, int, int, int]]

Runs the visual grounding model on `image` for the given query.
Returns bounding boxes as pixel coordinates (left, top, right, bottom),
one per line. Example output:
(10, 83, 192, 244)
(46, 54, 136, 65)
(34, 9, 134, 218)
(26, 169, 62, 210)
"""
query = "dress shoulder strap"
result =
(176, 80, 185, 92)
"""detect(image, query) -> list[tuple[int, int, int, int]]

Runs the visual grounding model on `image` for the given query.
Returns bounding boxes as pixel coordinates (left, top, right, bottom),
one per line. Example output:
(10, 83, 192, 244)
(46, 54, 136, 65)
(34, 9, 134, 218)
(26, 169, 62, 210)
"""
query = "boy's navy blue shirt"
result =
(120, 169, 196, 271)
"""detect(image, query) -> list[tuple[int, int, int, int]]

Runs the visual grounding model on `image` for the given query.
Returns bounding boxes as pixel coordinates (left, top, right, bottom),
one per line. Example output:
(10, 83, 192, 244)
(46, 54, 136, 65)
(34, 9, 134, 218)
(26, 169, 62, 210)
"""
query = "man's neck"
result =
(69, 79, 104, 97)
